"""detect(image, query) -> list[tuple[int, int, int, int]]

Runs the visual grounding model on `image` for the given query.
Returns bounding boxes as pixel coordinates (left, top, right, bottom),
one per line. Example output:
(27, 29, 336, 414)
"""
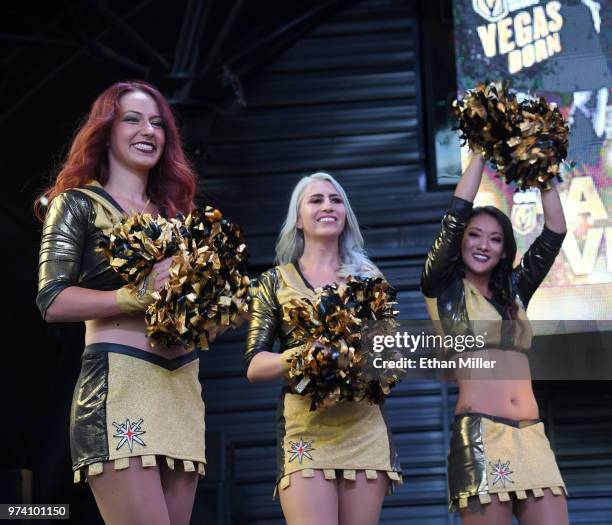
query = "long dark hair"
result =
(460, 206, 519, 319)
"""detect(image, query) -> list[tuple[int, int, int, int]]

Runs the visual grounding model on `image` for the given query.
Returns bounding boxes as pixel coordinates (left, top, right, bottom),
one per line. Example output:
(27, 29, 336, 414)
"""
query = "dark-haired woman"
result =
(421, 155, 569, 525)
(36, 81, 203, 525)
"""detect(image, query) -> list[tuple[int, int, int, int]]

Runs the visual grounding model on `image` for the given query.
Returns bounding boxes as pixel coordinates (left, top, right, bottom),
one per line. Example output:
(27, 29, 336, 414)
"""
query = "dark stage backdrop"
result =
(1, 0, 610, 524)
(190, 1, 612, 524)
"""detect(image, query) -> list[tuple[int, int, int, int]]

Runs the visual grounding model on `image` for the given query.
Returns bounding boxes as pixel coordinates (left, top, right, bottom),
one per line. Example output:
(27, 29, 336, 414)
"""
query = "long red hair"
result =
(35, 80, 196, 220)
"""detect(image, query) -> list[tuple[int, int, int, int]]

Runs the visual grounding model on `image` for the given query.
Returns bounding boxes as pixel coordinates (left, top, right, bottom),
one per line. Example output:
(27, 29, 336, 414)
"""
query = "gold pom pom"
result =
(101, 207, 251, 351)
(452, 81, 568, 190)
(282, 276, 401, 410)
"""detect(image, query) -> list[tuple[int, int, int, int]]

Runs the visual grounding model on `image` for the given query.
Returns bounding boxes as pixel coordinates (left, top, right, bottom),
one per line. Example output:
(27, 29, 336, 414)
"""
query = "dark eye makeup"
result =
(122, 113, 164, 128)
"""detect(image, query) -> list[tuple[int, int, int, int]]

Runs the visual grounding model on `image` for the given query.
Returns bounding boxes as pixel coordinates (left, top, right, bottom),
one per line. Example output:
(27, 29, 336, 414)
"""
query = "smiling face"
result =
(108, 90, 165, 175)
(296, 179, 347, 241)
(461, 212, 507, 278)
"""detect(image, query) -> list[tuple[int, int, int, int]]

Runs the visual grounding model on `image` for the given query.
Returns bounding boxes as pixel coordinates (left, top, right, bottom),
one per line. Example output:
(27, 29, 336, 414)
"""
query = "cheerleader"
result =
(245, 172, 402, 525)
(421, 155, 569, 525)
(36, 81, 204, 525)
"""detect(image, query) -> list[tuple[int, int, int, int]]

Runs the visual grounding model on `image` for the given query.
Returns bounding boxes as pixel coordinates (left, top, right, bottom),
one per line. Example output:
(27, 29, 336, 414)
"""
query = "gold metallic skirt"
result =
(275, 390, 402, 497)
(448, 413, 566, 510)
(70, 343, 206, 482)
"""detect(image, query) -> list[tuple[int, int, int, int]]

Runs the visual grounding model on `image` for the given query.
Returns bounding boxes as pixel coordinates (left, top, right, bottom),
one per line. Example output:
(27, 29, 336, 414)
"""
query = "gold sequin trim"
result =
(497, 492, 511, 502)
(274, 469, 402, 499)
(453, 486, 568, 509)
(515, 489, 527, 500)
(87, 462, 103, 476)
(478, 493, 491, 504)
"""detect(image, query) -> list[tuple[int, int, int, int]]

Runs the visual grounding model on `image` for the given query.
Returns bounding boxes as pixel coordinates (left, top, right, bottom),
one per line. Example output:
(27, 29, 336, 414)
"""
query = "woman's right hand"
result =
(151, 256, 174, 291)
(114, 256, 173, 315)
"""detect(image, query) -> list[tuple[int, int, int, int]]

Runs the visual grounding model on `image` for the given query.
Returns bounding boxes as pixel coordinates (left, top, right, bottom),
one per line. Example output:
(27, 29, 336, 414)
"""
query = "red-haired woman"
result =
(36, 81, 203, 525)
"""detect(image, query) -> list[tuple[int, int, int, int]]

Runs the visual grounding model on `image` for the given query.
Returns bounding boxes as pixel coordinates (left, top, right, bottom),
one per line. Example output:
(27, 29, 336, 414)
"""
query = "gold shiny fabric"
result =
(277, 392, 401, 495)
(71, 343, 206, 482)
(245, 263, 402, 496)
(448, 414, 566, 510)
(424, 278, 534, 352)
(244, 264, 308, 371)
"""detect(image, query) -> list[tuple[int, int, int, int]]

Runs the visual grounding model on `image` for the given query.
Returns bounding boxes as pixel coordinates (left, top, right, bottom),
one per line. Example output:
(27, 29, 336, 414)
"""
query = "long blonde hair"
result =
(275, 172, 380, 278)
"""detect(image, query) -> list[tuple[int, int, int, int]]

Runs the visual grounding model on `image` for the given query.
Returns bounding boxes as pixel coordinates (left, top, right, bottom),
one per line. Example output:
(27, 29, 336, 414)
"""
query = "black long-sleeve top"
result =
(420, 196, 566, 349)
(36, 183, 127, 319)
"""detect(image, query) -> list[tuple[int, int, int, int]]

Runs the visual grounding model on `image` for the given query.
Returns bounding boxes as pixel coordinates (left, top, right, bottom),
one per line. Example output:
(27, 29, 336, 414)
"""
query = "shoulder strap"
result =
(276, 263, 316, 298)
(79, 183, 169, 219)
(82, 185, 125, 214)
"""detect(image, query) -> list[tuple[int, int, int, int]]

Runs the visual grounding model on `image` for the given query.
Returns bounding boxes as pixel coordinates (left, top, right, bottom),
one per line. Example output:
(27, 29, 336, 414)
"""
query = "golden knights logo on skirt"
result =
(113, 418, 146, 452)
(287, 437, 315, 464)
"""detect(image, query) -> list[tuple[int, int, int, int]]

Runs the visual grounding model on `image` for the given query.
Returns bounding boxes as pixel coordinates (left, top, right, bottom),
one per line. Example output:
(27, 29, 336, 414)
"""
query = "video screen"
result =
(451, 0, 611, 320)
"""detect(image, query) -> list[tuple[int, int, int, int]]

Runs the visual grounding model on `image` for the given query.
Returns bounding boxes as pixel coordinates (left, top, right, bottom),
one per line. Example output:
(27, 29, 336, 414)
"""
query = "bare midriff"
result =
(85, 315, 190, 359)
(454, 349, 539, 420)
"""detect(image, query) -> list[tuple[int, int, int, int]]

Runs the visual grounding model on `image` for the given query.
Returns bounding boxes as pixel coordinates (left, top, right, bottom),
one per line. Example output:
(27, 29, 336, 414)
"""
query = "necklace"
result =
(102, 183, 152, 216)
(118, 196, 152, 216)
(140, 198, 151, 214)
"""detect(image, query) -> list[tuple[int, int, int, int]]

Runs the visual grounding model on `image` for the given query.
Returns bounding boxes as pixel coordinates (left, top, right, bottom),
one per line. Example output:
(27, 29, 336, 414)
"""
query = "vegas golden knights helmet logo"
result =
(472, 0, 509, 23)
(511, 202, 537, 235)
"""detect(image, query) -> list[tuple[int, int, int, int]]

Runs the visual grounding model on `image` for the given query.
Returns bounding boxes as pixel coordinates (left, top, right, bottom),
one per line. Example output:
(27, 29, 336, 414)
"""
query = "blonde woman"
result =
(245, 173, 402, 525)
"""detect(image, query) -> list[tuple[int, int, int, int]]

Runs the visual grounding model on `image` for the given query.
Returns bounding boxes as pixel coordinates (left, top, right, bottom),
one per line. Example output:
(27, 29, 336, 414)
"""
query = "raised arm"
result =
(454, 154, 486, 202)
(513, 185, 567, 306)
(420, 156, 485, 297)
(540, 184, 567, 234)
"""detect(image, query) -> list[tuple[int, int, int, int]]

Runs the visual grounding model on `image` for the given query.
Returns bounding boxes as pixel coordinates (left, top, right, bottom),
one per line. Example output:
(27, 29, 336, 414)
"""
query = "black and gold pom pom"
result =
(101, 207, 250, 352)
(99, 214, 180, 285)
(282, 276, 401, 411)
(452, 82, 568, 190)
